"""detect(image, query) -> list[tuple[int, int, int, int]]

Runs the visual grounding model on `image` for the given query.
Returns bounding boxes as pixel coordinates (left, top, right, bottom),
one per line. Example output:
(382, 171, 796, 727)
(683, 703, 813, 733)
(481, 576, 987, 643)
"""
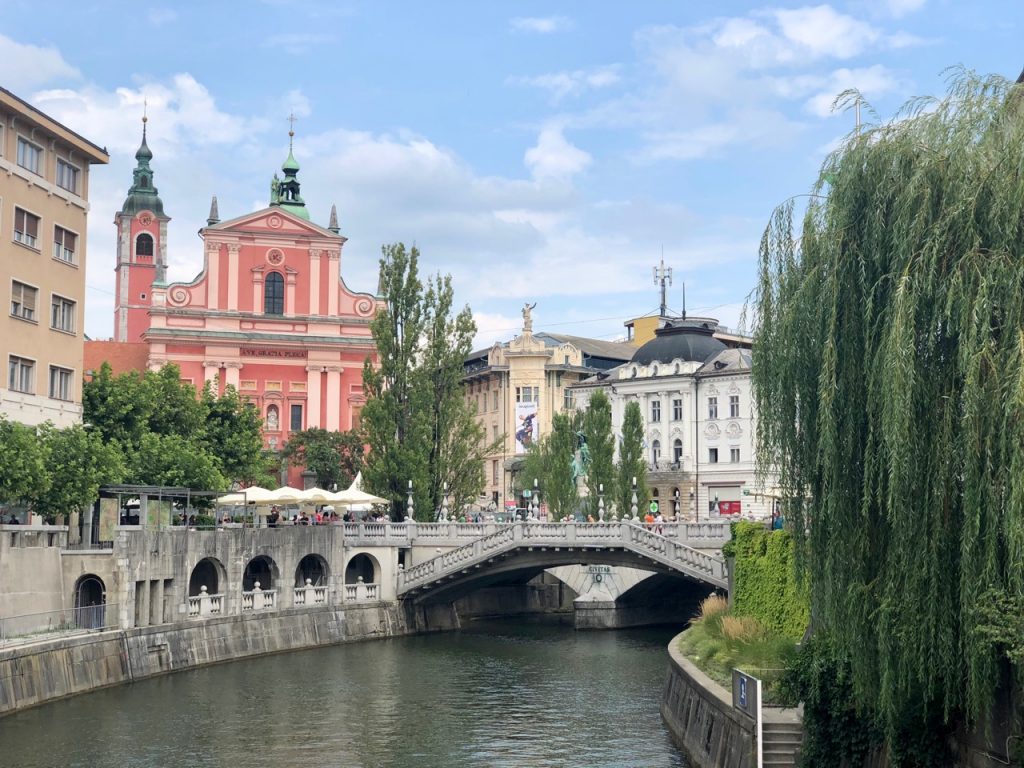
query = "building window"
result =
(49, 366, 73, 401)
(8, 355, 34, 394)
(564, 388, 573, 410)
(492, 459, 499, 485)
(731, 447, 741, 463)
(651, 400, 661, 423)
(53, 226, 77, 263)
(11, 281, 37, 321)
(708, 397, 718, 420)
(729, 395, 740, 418)
(652, 439, 661, 466)
(14, 208, 40, 248)
(56, 159, 79, 194)
(290, 404, 303, 431)
(672, 398, 683, 421)
(708, 447, 719, 463)
(50, 295, 76, 333)
(492, 390, 498, 410)
(492, 424, 499, 443)
(264, 271, 284, 315)
(135, 233, 154, 258)
(16, 138, 41, 175)
(516, 386, 538, 403)
(673, 438, 683, 463)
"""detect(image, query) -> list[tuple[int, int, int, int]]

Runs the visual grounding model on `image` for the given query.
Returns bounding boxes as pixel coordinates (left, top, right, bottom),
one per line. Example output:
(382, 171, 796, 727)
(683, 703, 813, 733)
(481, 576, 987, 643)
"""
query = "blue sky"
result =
(1, 1, 1021, 346)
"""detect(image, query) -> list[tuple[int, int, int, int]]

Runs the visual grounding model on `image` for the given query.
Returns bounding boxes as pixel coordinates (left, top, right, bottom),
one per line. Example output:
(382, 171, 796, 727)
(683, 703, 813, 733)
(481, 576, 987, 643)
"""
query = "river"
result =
(0, 616, 688, 768)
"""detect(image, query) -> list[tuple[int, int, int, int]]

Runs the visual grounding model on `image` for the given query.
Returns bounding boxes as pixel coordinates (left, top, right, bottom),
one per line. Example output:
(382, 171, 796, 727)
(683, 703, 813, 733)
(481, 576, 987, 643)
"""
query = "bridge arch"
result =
(345, 553, 380, 585)
(295, 554, 330, 587)
(73, 573, 106, 629)
(189, 557, 226, 596)
(243, 555, 279, 591)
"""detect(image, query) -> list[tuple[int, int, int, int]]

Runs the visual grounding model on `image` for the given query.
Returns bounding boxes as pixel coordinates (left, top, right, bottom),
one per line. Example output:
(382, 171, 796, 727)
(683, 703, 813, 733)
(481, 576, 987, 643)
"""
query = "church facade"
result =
(96, 122, 381, 453)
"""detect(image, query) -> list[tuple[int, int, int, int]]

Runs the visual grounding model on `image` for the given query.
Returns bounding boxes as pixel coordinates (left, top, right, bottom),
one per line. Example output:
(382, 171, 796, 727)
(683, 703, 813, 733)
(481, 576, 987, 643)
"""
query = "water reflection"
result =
(0, 615, 688, 768)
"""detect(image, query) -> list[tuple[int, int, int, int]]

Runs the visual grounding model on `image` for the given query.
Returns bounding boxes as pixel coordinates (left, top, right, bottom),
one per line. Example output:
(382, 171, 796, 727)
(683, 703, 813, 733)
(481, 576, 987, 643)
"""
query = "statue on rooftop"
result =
(522, 302, 536, 333)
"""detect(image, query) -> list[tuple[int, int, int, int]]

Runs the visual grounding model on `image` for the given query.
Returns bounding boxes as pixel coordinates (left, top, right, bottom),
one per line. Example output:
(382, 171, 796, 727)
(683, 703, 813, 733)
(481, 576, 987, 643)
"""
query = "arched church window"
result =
(673, 439, 683, 463)
(135, 233, 154, 258)
(264, 272, 284, 315)
(652, 439, 661, 466)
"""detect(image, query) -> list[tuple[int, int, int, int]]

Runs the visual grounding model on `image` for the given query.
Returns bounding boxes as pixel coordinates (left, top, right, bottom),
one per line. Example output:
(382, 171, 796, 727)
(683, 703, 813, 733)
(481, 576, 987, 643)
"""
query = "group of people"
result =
(265, 507, 387, 527)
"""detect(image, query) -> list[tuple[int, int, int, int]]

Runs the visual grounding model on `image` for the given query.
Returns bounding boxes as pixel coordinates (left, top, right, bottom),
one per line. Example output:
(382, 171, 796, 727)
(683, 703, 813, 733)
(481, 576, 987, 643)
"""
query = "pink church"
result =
(105, 121, 381, 454)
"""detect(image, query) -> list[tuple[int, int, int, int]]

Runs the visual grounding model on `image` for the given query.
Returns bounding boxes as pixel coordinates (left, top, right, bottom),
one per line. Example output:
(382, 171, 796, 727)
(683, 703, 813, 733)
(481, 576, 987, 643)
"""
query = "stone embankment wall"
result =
(0, 602, 408, 718)
(661, 631, 756, 768)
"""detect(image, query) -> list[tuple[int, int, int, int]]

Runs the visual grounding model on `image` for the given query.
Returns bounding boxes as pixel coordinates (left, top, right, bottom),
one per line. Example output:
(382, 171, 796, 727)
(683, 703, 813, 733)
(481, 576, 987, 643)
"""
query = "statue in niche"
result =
(266, 406, 279, 431)
(522, 302, 537, 333)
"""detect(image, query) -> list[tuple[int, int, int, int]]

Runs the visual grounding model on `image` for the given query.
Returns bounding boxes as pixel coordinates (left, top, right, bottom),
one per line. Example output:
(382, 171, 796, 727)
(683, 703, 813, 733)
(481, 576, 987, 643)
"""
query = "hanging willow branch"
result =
(752, 68, 1024, 735)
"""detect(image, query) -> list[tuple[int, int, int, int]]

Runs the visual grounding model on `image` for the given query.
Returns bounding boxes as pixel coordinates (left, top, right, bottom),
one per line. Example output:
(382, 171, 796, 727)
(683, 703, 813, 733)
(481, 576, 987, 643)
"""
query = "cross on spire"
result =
(287, 113, 297, 149)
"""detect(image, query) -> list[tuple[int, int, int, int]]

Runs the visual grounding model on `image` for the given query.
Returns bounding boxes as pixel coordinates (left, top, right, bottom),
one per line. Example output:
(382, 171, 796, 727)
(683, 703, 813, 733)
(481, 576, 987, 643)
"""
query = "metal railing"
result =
(0, 603, 118, 644)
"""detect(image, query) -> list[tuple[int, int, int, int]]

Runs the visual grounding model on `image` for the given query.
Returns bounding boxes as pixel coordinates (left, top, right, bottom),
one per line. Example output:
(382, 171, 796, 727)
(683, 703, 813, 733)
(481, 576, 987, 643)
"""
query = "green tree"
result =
(283, 428, 365, 489)
(752, 71, 1024, 755)
(615, 400, 647, 517)
(82, 362, 151, 447)
(362, 244, 496, 519)
(199, 384, 265, 483)
(29, 425, 124, 520)
(0, 419, 49, 507)
(582, 389, 616, 516)
(130, 433, 227, 492)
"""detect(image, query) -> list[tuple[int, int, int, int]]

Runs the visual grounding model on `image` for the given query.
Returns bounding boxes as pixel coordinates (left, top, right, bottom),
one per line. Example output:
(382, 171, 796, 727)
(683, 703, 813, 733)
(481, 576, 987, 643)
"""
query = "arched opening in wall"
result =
(673, 438, 683, 464)
(188, 557, 226, 596)
(345, 553, 379, 585)
(135, 233, 154, 258)
(243, 555, 279, 591)
(266, 404, 280, 431)
(651, 439, 661, 466)
(295, 554, 330, 587)
(264, 271, 284, 315)
(74, 574, 106, 629)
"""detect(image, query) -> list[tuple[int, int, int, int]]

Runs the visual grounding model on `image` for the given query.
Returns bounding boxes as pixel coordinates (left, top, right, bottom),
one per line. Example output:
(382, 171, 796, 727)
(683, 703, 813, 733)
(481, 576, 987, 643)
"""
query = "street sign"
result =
(587, 565, 611, 575)
(732, 669, 764, 767)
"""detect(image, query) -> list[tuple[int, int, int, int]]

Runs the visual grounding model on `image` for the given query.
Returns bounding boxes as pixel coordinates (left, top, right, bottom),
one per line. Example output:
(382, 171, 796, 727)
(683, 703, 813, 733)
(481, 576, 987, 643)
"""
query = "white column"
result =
(226, 244, 240, 311)
(325, 367, 343, 430)
(327, 251, 340, 315)
(306, 366, 322, 428)
(207, 244, 221, 309)
(309, 249, 321, 315)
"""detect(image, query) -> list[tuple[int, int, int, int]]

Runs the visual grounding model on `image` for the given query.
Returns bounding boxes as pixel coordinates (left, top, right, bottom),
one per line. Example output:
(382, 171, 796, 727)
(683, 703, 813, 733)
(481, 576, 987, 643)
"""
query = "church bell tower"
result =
(113, 113, 170, 342)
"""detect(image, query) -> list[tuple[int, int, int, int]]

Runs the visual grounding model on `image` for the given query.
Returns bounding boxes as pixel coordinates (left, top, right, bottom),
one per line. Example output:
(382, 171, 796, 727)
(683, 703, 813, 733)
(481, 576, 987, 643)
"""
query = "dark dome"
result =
(631, 319, 726, 365)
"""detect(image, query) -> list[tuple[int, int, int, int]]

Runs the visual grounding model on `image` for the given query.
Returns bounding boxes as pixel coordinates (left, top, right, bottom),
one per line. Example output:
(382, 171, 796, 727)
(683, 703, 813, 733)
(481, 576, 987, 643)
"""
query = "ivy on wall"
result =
(725, 521, 809, 639)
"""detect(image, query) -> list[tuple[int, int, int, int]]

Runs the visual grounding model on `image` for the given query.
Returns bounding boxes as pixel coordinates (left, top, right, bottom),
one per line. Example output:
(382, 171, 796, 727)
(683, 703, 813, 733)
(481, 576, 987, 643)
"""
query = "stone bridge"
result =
(396, 522, 729, 603)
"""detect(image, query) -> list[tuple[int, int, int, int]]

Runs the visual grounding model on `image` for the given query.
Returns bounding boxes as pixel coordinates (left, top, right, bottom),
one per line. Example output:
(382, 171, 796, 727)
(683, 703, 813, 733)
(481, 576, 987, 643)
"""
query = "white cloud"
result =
(524, 126, 592, 181)
(510, 16, 571, 34)
(773, 5, 880, 59)
(508, 66, 621, 102)
(803, 65, 900, 117)
(0, 34, 80, 92)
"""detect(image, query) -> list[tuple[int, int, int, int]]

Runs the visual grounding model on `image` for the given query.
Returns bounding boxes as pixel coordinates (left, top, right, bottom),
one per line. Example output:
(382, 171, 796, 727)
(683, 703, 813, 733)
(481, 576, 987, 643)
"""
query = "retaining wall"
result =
(661, 631, 756, 768)
(0, 602, 409, 719)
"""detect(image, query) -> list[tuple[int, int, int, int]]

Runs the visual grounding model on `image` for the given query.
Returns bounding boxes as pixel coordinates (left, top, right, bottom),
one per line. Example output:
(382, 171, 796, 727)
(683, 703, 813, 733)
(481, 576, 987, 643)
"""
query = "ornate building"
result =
(572, 317, 774, 520)
(89, 122, 381, 459)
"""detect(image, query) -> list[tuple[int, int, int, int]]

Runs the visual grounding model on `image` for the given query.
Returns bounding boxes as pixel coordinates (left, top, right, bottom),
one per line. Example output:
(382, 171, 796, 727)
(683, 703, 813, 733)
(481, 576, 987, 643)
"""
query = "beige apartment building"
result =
(0, 88, 109, 427)
(463, 308, 635, 512)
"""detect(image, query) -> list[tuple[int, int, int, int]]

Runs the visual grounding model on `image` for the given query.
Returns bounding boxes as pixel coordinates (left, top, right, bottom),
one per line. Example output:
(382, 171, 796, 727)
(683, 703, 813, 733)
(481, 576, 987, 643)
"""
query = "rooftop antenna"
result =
(653, 253, 672, 318)
(681, 280, 686, 320)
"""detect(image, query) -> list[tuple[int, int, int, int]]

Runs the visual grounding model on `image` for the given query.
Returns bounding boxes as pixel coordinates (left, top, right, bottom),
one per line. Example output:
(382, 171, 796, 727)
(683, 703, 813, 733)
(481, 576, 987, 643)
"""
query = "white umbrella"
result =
(300, 487, 334, 503)
(214, 486, 276, 505)
(329, 487, 389, 506)
(266, 486, 307, 504)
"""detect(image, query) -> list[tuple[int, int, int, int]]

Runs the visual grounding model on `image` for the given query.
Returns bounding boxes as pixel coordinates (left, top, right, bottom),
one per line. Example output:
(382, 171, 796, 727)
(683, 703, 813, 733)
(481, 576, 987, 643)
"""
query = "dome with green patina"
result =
(120, 123, 165, 217)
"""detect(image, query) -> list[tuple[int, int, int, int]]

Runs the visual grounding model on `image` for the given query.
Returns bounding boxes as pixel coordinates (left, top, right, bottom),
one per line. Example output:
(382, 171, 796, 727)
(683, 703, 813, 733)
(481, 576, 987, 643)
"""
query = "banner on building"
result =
(514, 402, 539, 453)
(98, 498, 119, 542)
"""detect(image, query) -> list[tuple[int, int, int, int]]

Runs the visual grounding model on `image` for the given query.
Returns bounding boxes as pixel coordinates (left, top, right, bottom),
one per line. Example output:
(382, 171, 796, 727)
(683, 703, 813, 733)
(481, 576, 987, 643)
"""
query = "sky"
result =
(1, 0, 1021, 347)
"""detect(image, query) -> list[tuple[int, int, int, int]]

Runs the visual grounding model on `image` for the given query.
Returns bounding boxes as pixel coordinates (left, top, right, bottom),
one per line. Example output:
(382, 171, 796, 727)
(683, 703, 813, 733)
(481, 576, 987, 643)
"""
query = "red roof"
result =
(84, 341, 149, 378)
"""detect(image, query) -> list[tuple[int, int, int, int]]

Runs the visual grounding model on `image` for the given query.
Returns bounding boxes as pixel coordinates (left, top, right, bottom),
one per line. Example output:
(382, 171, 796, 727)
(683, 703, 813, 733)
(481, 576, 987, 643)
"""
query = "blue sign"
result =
(739, 676, 747, 708)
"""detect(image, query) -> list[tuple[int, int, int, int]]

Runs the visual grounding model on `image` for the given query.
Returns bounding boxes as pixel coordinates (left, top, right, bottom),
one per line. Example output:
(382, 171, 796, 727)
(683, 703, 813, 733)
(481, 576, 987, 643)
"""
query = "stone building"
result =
(463, 307, 634, 512)
(0, 87, 108, 427)
(88, 123, 381, 462)
(572, 317, 774, 520)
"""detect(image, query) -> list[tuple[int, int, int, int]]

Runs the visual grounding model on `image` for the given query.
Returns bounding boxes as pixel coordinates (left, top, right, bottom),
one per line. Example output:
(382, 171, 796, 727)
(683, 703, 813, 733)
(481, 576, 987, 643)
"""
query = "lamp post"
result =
(598, 483, 605, 522)
(440, 482, 450, 522)
(630, 476, 638, 519)
(407, 480, 414, 521)
(690, 488, 696, 522)
(674, 488, 680, 522)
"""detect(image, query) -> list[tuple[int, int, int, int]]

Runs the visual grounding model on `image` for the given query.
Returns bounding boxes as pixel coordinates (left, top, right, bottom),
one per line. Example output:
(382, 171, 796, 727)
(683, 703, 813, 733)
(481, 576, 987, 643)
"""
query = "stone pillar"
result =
(309, 249, 322, 315)
(202, 361, 220, 386)
(224, 361, 242, 389)
(206, 243, 221, 309)
(226, 244, 240, 310)
(285, 269, 297, 317)
(306, 366, 323, 428)
(326, 250, 340, 315)
(252, 270, 263, 312)
(325, 367, 343, 430)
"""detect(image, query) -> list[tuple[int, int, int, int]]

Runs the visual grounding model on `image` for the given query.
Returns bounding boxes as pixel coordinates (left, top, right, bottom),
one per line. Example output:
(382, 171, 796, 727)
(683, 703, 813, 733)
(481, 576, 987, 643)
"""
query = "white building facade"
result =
(572, 317, 775, 521)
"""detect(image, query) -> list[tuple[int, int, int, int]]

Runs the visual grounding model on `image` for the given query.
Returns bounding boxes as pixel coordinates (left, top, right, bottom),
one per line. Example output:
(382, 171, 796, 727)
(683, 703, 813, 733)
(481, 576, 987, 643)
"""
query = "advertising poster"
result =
(514, 401, 539, 453)
(98, 498, 119, 542)
(147, 499, 172, 528)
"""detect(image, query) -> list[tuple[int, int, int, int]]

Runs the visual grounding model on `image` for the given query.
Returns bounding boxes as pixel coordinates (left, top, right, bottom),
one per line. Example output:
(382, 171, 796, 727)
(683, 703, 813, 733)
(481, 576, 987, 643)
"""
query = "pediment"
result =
(207, 207, 341, 240)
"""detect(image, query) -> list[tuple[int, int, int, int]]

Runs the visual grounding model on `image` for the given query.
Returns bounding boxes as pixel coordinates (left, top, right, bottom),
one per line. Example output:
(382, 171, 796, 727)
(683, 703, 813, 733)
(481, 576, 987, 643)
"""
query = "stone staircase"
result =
(761, 717, 803, 768)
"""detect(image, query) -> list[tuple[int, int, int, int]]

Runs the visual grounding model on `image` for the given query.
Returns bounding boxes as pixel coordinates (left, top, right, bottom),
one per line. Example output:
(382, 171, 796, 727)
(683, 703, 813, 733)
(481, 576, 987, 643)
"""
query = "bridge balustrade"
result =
(241, 583, 277, 611)
(188, 587, 224, 618)
(293, 580, 329, 606)
(344, 580, 380, 601)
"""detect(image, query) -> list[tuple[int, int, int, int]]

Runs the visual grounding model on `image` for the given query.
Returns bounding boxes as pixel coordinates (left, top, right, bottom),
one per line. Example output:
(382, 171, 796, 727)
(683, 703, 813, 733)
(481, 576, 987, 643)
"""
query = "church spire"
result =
(269, 114, 309, 220)
(207, 195, 220, 226)
(120, 108, 165, 216)
(328, 203, 339, 233)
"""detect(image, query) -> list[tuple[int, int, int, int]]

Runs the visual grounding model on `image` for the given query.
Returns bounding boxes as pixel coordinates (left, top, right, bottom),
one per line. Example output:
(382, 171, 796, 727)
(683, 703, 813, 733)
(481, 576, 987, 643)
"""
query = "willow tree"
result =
(753, 70, 1024, 747)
